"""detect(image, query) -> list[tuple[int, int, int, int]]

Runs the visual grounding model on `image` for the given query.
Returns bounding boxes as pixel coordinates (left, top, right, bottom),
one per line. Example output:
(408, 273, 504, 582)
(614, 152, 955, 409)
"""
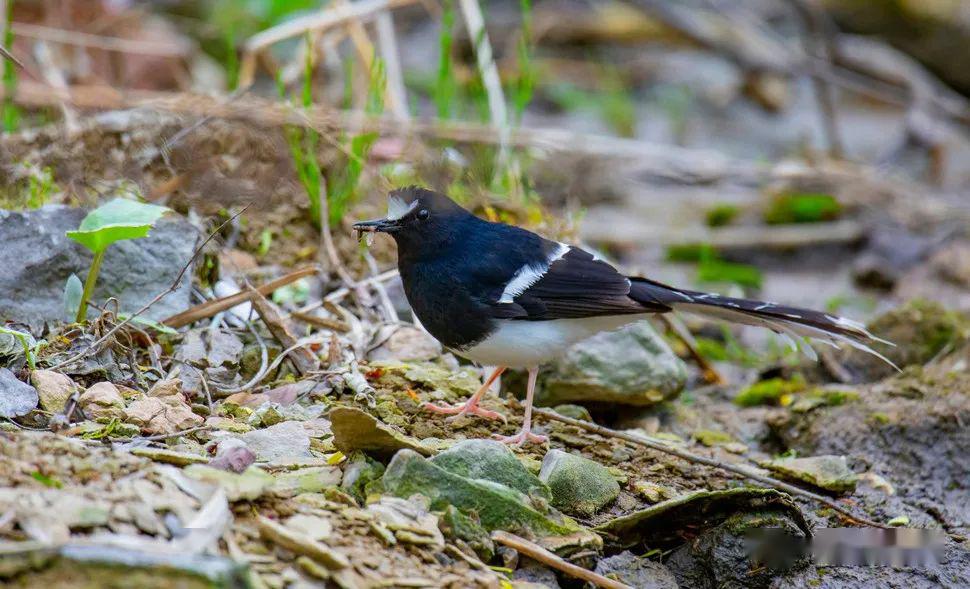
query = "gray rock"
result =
(539, 449, 619, 518)
(240, 421, 311, 462)
(594, 551, 678, 589)
(0, 205, 198, 328)
(513, 557, 561, 589)
(430, 439, 552, 500)
(0, 367, 38, 417)
(536, 321, 686, 406)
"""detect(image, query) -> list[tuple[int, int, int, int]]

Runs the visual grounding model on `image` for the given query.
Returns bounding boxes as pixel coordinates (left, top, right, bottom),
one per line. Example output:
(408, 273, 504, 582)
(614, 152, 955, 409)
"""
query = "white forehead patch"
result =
(387, 195, 418, 220)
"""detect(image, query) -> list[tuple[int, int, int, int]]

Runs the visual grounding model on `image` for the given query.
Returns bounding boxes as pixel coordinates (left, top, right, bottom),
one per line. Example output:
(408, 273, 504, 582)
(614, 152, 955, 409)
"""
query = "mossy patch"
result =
(763, 192, 841, 224)
(734, 375, 807, 407)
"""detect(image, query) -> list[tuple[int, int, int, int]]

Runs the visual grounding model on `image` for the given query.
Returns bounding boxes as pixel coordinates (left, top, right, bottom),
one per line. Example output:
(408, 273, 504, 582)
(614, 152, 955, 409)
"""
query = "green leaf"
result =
(66, 198, 170, 253)
(63, 273, 83, 319)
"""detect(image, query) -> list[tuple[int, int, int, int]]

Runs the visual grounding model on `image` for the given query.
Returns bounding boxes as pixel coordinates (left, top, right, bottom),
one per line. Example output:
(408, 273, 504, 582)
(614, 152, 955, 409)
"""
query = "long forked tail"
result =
(629, 277, 898, 368)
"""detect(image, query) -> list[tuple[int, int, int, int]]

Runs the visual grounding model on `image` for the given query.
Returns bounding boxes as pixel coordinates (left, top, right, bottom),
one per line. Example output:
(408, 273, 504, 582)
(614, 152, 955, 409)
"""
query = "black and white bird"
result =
(354, 187, 892, 445)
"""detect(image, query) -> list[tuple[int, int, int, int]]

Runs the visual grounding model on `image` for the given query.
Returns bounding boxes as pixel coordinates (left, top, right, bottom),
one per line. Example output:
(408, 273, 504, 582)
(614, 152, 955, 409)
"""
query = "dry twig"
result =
(239, 0, 419, 88)
(248, 286, 320, 376)
(163, 267, 317, 329)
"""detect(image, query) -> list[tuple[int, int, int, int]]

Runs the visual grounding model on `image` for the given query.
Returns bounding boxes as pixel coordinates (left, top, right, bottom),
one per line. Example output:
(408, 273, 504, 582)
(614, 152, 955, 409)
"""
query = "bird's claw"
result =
(422, 401, 506, 423)
(492, 430, 548, 447)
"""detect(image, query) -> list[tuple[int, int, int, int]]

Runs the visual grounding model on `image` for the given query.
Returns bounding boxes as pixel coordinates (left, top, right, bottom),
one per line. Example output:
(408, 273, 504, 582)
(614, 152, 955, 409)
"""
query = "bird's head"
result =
(353, 186, 471, 253)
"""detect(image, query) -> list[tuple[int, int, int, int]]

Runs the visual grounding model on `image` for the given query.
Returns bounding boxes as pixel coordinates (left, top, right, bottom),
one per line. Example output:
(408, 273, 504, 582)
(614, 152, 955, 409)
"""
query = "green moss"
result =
(692, 429, 736, 447)
(734, 375, 807, 407)
(697, 259, 763, 289)
(869, 412, 891, 425)
(764, 192, 841, 224)
(705, 204, 740, 227)
(764, 193, 841, 224)
(666, 243, 710, 262)
(790, 388, 859, 412)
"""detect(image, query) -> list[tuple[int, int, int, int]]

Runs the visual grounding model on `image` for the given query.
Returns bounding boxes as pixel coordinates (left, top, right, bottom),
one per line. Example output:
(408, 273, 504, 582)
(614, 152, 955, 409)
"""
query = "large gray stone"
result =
(536, 321, 686, 406)
(0, 367, 38, 417)
(0, 205, 198, 328)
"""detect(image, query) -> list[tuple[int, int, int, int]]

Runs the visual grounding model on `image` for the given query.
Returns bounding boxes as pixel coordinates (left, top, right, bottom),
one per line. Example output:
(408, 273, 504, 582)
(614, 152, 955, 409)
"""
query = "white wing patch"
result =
(387, 195, 418, 220)
(498, 242, 570, 304)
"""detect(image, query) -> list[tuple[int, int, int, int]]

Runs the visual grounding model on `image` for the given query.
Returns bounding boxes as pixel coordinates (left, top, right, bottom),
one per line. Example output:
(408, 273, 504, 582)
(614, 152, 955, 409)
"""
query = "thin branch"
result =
(10, 21, 191, 57)
(533, 408, 892, 529)
(162, 267, 317, 329)
(239, 0, 419, 89)
(491, 531, 632, 589)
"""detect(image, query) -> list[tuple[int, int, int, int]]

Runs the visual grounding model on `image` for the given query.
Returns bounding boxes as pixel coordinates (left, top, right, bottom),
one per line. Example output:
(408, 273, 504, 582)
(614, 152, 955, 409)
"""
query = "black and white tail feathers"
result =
(629, 277, 898, 369)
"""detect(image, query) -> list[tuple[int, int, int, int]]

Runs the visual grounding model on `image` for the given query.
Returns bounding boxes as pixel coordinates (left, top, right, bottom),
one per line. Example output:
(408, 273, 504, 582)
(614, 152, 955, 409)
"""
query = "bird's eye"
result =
(417, 209, 430, 220)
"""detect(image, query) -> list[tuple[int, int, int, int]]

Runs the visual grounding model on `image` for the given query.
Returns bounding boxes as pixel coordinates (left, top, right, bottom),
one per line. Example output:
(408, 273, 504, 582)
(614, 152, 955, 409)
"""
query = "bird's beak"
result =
(353, 217, 399, 236)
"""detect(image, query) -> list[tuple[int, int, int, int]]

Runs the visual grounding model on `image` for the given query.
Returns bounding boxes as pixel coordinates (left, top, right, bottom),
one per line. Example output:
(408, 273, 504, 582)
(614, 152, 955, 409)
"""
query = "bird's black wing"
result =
(490, 246, 670, 321)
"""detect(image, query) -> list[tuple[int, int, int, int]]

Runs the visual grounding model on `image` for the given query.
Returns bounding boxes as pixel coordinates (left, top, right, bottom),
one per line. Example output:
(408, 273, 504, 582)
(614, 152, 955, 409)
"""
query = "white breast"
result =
(458, 315, 644, 368)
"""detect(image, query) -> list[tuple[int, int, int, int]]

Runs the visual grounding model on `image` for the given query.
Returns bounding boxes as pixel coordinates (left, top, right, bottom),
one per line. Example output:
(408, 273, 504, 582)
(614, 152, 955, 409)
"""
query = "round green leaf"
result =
(66, 198, 171, 253)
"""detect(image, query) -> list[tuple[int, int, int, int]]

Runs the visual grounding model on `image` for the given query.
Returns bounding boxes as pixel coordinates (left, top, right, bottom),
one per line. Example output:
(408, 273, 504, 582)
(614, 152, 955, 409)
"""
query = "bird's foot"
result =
(492, 429, 548, 447)
(422, 400, 506, 423)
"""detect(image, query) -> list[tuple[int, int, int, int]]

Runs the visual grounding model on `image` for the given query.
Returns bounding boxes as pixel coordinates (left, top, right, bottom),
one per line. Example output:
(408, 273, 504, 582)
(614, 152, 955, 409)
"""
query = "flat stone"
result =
(430, 439, 551, 500)
(762, 455, 858, 493)
(285, 514, 333, 541)
(184, 464, 275, 501)
(0, 368, 38, 418)
(78, 382, 125, 422)
(539, 450, 619, 518)
(130, 447, 208, 466)
(536, 321, 686, 406)
(271, 466, 342, 496)
(29, 370, 77, 413)
(330, 406, 431, 460)
(0, 205, 198, 328)
(241, 421, 311, 462)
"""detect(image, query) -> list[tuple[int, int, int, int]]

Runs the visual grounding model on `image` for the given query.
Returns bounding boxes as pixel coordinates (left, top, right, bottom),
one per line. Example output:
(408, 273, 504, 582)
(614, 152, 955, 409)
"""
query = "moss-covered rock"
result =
(340, 451, 386, 502)
(762, 455, 858, 493)
(430, 439, 551, 501)
(840, 299, 969, 382)
(381, 449, 600, 551)
(535, 322, 687, 406)
(439, 505, 495, 561)
(539, 449, 620, 518)
(595, 488, 808, 551)
(734, 375, 807, 407)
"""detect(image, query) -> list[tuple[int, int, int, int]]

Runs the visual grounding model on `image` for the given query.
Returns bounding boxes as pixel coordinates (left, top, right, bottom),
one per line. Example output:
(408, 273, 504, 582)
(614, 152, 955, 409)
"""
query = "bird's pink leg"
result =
(423, 366, 507, 422)
(494, 367, 548, 446)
